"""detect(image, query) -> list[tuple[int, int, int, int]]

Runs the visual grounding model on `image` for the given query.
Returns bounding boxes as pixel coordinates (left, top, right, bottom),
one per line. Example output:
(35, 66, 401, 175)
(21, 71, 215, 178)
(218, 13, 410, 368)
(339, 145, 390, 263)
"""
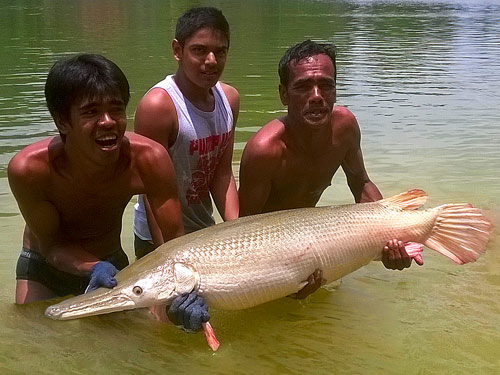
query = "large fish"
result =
(45, 190, 491, 350)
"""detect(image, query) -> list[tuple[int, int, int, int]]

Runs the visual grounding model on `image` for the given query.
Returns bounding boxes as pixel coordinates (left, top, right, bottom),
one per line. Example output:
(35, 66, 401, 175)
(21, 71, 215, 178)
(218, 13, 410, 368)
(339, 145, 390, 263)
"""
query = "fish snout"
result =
(45, 305, 62, 319)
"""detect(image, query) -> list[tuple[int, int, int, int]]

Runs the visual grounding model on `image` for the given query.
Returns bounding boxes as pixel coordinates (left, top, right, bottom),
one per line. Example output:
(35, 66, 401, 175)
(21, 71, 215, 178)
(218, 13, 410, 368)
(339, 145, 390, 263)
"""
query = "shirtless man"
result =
(239, 40, 421, 272)
(8, 54, 207, 331)
(133, 7, 239, 258)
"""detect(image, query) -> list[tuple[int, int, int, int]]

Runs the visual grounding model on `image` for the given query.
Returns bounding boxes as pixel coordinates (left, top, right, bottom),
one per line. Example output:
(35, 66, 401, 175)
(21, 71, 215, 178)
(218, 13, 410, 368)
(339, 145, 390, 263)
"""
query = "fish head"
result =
(45, 258, 199, 320)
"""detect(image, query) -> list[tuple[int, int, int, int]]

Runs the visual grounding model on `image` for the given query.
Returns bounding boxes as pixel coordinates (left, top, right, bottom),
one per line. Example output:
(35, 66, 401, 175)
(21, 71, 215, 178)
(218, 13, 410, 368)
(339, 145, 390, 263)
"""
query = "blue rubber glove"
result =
(167, 292, 210, 331)
(85, 261, 118, 293)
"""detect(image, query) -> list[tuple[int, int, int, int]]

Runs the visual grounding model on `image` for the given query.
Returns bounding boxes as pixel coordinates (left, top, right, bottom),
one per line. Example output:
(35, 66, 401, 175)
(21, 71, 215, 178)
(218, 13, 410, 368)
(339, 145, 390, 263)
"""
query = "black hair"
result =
(44, 53, 130, 127)
(278, 40, 337, 86)
(175, 7, 230, 48)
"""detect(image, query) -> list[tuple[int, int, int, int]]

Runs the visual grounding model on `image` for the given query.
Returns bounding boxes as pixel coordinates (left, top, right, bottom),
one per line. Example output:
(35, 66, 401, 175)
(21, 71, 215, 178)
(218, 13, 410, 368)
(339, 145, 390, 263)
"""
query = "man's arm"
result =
(238, 121, 282, 216)
(7, 151, 100, 275)
(134, 89, 180, 246)
(338, 109, 382, 203)
(338, 110, 416, 269)
(136, 135, 184, 242)
(210, 83, 240, 221)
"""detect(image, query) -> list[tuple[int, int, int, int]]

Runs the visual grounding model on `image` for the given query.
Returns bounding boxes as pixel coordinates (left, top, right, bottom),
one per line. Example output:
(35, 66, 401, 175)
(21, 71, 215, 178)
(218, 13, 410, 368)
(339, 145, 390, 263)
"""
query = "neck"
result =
(174, 71, 215, 111)
(62, 139, 128, 182)
(283, 117, 332, 157)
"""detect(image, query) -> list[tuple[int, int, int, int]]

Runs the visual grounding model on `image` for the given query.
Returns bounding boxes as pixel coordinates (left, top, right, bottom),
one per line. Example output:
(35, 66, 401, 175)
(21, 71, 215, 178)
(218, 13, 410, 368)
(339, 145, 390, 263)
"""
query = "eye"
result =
(132, 286, 143, 295)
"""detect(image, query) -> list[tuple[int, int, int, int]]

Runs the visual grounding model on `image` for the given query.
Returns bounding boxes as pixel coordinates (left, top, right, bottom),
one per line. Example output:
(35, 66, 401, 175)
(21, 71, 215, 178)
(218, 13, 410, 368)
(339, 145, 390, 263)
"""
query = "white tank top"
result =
(133, 75, 233, 238)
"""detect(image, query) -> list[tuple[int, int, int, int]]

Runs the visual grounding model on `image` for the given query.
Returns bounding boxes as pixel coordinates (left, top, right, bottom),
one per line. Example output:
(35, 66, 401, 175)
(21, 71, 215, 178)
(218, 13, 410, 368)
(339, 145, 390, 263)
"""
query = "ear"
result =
(172, 39, 182, 62)
(54, 114, 71, 135)
(279, 84, 288, 106)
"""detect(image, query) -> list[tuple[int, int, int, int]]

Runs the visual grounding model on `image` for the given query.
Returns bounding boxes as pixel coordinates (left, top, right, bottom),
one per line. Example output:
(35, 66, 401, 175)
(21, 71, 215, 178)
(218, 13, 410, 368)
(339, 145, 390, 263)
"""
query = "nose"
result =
(309, 86, 323, 104)
(205, 52, 216, 65)
(98, 112, 114, 127)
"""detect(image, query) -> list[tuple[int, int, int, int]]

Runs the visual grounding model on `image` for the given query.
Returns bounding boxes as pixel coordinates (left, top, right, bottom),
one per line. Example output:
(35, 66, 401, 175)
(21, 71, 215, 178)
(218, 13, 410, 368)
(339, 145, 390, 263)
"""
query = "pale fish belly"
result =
(44, 190, 490, 332)
(170, 203, 439, 310)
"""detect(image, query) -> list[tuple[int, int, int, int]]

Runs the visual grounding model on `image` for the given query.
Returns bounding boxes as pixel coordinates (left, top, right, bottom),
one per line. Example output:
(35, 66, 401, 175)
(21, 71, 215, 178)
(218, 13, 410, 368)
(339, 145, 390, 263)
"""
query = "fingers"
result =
(295, 269, 323, 299)
(185, 297, 210, 331)
(413, 254, 424, 266)
(383, 239, 411, 270)
(167, 293, 192, 326)
(86, 261, 118, 292)
(85, 280, 98, 293)
(168, 293, 209, 331)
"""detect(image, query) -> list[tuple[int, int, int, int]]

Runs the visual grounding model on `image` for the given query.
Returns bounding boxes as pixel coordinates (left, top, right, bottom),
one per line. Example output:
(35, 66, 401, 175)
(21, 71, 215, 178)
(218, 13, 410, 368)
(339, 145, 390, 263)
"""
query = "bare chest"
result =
(47, 175, 134, 240)
(267, 150, 345, 210)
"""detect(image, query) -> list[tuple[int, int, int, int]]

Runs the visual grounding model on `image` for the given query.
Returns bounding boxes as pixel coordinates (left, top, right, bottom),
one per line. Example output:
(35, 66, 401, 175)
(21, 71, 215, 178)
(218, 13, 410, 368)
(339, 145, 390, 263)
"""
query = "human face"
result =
(61, 94, 127, 165)
(173, 27, 229, 90)
(280, 54, 336, 130)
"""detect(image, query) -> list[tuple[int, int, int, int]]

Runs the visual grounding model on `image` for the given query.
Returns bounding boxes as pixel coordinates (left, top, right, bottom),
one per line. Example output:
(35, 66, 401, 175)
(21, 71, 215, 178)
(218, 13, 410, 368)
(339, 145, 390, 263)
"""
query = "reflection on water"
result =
(0, 0, 499, 374)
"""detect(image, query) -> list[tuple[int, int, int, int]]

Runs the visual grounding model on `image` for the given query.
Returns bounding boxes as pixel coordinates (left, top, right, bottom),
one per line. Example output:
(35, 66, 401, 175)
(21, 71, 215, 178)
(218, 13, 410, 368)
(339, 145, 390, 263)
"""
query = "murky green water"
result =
(0, 0, 499, 374)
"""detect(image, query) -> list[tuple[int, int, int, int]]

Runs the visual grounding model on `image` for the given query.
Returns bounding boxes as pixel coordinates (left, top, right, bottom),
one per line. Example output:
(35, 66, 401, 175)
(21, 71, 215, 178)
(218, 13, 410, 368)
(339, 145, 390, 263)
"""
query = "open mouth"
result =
(95, 135, 118, 149)
(304, 108, 328, 119)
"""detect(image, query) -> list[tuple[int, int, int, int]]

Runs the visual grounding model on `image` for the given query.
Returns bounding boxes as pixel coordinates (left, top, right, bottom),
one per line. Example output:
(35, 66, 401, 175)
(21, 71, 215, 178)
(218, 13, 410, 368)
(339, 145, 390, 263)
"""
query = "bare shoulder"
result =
(333, 106, 358, 128)
(219, 82, 240, 102)
(135, 87, 177, 147)
(126, 132, 168, 164)
(136, 87, 175, 117)
(8, 137, 60, 185)
(332, 106, 361, 140)
(244, 119, 285, 160)
(219, 82, 240, 112)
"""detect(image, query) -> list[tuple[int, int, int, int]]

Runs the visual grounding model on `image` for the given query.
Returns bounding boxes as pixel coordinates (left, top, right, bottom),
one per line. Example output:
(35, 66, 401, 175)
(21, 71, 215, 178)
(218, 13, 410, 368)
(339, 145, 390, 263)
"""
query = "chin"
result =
(304, 119, 330, 130)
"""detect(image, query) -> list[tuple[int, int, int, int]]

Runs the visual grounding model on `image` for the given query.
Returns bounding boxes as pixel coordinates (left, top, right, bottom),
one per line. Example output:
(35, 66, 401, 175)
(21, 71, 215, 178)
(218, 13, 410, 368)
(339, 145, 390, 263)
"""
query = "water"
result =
(1, 0, 499, 373)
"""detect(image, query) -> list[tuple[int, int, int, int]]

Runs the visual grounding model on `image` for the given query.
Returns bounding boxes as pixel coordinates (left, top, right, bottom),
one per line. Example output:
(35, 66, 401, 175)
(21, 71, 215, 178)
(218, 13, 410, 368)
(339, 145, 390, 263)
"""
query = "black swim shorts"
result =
(134, 234, 157, 259)
(16, 248, 129, 297)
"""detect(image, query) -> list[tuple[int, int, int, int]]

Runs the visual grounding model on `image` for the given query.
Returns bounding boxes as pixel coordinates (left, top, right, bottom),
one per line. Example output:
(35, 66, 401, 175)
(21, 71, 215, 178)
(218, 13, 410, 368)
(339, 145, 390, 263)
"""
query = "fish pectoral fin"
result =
(174, 263, 199, 294)
(378, 189, 428, 210)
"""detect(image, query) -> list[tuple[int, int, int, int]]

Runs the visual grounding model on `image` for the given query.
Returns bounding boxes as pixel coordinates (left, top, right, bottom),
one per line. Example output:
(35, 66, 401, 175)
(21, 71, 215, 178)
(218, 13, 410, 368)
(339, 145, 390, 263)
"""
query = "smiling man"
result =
(8, 54, 184, 304)
(133, 7, 239, 258)
(239, 40, 419, 272)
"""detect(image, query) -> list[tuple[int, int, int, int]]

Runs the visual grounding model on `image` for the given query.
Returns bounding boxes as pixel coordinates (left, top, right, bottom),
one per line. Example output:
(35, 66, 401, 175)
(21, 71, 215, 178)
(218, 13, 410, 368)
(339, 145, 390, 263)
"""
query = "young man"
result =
(239, 40, 422, 272)
(8, 54, 207, 331)
(133, 7, 239, 258)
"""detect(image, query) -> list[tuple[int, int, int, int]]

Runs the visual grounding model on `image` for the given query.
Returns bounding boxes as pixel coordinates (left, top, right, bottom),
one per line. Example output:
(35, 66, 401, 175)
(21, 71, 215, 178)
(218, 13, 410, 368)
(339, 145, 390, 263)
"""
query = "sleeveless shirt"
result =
(133, 75, 234, 237)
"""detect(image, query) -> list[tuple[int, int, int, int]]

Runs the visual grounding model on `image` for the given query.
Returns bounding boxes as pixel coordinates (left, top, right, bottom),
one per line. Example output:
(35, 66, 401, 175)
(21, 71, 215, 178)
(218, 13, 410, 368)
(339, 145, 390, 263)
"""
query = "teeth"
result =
(96, 135, 116, 141)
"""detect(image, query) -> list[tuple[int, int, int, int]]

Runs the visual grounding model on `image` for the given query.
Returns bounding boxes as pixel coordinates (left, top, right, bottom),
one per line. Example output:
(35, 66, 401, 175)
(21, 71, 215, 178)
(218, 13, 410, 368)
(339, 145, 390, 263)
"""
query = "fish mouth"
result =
(45, 287, 136, 320)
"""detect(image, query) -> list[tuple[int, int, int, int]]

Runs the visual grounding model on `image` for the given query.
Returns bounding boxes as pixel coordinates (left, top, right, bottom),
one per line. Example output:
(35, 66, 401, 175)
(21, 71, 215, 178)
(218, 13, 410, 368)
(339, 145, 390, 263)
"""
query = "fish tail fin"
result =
(378, 189, 428, 210)
(424, 203, 491, 264)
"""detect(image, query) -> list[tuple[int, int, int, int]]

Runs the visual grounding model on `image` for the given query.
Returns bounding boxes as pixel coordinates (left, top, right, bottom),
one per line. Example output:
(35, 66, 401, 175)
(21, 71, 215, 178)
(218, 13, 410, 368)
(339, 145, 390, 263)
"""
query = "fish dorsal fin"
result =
(378, 189, 428, 210)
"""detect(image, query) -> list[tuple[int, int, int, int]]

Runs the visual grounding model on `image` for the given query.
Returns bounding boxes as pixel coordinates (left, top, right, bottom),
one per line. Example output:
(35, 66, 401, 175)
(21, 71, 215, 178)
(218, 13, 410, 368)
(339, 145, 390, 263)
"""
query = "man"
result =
(8, 54, 207, 331)
(133, 7, 239, 258)
(239, 40, 422, 272)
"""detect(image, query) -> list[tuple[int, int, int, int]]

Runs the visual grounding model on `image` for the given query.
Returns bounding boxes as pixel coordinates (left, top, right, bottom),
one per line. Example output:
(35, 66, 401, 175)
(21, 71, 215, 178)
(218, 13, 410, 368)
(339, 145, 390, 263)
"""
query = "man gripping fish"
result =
(45, 189, 491, 351)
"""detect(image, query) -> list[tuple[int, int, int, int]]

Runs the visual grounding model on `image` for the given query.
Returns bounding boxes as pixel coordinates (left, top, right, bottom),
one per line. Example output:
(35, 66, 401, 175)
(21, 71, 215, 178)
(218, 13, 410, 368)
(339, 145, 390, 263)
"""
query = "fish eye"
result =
(132, 286, 143, 295)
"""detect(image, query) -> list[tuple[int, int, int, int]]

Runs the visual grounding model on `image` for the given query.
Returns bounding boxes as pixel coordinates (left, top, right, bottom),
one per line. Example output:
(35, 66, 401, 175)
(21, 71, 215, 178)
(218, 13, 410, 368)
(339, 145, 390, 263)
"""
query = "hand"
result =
(85, 261, 118, 293)
(382, 239, 420, 270)
(292, 269, 325, 299)
(167, 292, 209, 332)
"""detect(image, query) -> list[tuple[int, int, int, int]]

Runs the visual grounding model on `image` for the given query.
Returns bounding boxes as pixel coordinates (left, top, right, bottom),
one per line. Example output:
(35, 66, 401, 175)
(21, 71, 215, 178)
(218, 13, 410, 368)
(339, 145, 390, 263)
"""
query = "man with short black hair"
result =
(239, 40, 421, 272)
(9, 53, 186, 305)
(133, 7, 239, 258)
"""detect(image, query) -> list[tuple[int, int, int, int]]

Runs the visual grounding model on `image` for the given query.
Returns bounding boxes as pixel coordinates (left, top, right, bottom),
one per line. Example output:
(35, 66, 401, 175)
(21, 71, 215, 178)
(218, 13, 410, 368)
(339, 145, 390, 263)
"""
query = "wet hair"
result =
(278, 40, 337, 86)
(44, 53, 130, 128)
(175, 7, 230, 48)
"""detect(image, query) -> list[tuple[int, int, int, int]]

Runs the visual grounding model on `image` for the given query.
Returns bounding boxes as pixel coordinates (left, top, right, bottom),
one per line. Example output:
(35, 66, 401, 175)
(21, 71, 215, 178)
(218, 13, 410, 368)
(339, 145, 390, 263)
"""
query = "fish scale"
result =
(160, 203, 438, 310)
(45, 189, 490, 322)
